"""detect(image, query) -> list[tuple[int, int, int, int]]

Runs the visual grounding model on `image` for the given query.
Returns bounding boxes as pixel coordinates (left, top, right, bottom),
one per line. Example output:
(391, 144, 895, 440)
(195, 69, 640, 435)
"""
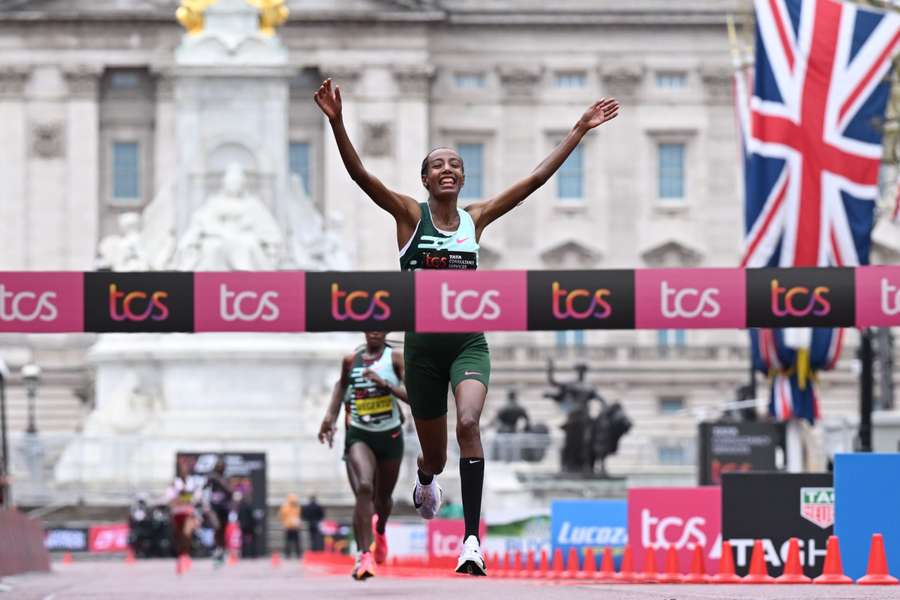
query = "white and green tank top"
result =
(346, 346, 402, 432)
(399, 202, 479, 271)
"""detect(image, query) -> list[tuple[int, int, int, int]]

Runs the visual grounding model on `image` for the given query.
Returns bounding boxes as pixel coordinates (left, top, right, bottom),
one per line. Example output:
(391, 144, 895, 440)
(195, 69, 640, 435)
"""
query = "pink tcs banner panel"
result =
(635, 268, 746, 329)
(415, 270, 527, 333)
(194, 271, 305, 332)
(628, 486, 722, 576)
(0, 272, 83, 332)
(855, 266, 900, 328)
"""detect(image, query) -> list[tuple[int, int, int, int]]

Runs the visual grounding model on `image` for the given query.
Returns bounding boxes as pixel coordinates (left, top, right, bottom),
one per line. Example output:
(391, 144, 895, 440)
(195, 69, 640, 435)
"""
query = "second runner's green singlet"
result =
(344, 345, 404, 460)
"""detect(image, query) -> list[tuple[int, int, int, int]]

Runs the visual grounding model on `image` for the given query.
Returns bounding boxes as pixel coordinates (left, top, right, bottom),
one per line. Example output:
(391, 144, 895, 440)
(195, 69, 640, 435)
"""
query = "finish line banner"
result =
(0, 266, 894, 333)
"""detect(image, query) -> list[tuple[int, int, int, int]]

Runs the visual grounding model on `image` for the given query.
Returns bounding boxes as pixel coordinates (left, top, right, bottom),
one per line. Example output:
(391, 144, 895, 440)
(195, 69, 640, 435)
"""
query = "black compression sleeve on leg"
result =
(459, 457, 485, 542)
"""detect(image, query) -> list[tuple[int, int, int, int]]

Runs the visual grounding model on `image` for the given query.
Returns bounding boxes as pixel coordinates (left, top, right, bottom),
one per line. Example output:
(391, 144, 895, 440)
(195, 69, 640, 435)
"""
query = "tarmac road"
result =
(2, 559, 898, 600)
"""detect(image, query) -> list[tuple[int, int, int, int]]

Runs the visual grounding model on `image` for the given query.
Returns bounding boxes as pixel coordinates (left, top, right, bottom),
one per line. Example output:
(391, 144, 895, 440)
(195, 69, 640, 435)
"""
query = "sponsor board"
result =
(855, 266, 900, 327)
(722, 472, 832, 577)
(44, 528, 88, 552)
(176, 452, 267, 556)
(484, 515, 550, 557)
(627, 487, 721, 574)
(0, 272, 83, 332)
(697, 421, 785, 485)
(834, 453, 900, 579)
(385, 523, 427, 557)
(426, 519, 487, 561)
(527, 270, 634, 330)
(305, 271, 412, 332)
(194, 272, 305, 332)
(84, 272, 194, 332)
(746, 267, 855, 328)
(635, 269, 745, 329)
(551, 499, 626, 569)
(87, 523, 129, 553)
(416, 270, 526, 332)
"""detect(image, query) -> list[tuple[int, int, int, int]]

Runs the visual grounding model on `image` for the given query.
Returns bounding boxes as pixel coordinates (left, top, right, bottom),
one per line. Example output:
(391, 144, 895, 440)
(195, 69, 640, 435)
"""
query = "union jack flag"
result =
(737, 0, 900, 422)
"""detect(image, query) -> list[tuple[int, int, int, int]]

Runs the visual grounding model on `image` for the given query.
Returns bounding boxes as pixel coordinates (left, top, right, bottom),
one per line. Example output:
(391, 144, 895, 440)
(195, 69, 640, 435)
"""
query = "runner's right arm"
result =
(318, 354, 353, 448)
(314, 79, 419, 243)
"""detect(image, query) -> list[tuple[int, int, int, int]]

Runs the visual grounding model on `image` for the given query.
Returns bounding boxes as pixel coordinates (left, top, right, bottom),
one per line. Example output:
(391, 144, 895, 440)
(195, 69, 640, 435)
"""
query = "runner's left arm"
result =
(466, 98, 619, 237)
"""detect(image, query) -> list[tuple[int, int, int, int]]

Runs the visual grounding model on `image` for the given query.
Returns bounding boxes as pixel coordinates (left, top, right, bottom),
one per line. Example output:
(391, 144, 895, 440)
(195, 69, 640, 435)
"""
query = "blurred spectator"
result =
(236, 491, 257, 558)
(493, 389, 530, 433)
(279, 493, 303, 558)
(203, 458, 232, 564)
(437, 496, 464, 519)
(302, 495, 325, 551)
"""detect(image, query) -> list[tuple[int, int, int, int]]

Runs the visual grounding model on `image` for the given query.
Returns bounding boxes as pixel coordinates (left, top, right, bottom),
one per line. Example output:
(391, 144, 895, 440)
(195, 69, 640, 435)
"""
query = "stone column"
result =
(0, 66, 30, 268)
(153, 71, 177, 197)
(320, 64, 363, 265)
(63, 65, 102, 269)
(497, 64, 543, 248)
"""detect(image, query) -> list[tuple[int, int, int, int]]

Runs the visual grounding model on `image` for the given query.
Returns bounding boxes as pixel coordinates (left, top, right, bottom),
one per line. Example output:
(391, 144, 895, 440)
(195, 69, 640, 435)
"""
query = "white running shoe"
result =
(412, 478, 442, 519)
(455, 535, 486, 576)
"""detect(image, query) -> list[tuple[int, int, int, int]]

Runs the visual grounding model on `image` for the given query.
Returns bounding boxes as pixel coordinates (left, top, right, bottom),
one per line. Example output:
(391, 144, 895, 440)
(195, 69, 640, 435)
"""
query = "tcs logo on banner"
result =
(108, 284, 169, 322)
(551, 282, 611, 320)
(0, 286, 58, 322)
(660, 281, 720, 319)
(331, 283, 390, 321)
(640, 509, 712, 551)
(881, 278, 900, 316)
(219, 284, 279, 322)
(440, 282, 500, 321)
(770, 280, 830, 317)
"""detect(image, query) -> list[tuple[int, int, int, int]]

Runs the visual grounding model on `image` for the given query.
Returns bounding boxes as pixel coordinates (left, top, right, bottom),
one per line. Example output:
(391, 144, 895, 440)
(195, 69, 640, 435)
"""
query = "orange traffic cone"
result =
(813, 536, 852, 585)
(776, 538, 811, 584)
(184, 554, 193, 571)
(227, 549, 239, 566)
(658, 546, 681, 583)
(175, 554, 184, 575)
(597, 547, 616, 581)
(551, 548, 565, 579)
(565, 547, 580, 579)
(682, 544, 709, 583)
(510, 551, 522, 579)
(519, 550, 534, 578)
(637, 547, 658, 583)
(743, 540, 774, 583)
(710, 541, 742, 583)
(499, 551, 510, 578)
(62, 552, 73, 565)
(857, 534, 899, 586)
(271, 551, 282, 568)
(535, 549, 549, 579)
(125, 548, 136, 564)
(579, 547, 595, 579)
(615, 545, 636, 583)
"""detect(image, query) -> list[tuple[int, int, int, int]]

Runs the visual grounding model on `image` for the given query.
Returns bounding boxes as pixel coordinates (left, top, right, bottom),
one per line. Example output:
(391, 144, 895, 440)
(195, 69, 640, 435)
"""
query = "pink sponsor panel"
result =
(415, 270, 527, 333)
(855, 266, 900, 327)
(0, 272, 83, 332)
(627, 487, 721, 575)
(87, 523, 129, 553)
(426, 519, 488, 561)
(194, 272, 305, 332)
(635, 268, 746, 329)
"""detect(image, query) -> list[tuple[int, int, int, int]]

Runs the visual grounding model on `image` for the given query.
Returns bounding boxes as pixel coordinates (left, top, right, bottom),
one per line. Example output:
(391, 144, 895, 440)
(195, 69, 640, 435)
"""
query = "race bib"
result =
(356, 395, 393, 416)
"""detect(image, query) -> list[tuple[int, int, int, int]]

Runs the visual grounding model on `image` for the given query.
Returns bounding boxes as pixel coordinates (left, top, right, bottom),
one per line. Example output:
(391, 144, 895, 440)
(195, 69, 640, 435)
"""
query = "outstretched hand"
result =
(314, 78, 343, 122)
(577, 98, 620, 131)
(317, 418, 336, 448)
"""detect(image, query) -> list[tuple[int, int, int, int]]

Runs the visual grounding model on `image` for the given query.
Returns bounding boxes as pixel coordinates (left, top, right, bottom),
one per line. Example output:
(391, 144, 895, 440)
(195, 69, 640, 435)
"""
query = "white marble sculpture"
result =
(175, 163, 285, 270)
(96, 212, 152, 271)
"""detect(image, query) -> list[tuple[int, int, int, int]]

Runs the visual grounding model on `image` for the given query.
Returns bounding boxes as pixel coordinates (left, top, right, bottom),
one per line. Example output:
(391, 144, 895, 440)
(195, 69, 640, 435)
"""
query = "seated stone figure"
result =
(176, 163, 284, 270)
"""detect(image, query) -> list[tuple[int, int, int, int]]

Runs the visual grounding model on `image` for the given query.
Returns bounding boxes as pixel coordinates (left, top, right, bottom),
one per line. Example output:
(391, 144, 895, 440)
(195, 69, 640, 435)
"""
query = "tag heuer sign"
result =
(800, 487, 835, 529)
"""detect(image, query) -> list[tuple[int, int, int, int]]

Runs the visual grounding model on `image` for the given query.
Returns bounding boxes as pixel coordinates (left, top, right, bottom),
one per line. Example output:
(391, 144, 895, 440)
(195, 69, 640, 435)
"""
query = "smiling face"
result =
(421, 148, 465, 200)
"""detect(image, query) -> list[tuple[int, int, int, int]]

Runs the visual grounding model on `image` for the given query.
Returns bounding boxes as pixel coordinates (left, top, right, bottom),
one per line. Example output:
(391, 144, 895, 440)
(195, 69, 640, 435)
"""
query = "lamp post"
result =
(21, 363, 41, 435)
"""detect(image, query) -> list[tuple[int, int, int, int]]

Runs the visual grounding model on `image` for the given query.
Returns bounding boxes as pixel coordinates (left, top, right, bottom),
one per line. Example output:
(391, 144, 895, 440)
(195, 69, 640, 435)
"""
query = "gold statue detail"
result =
(246, 0, 289, 37)
(176, 0, 217, 36)
(176, 0, 289, 38)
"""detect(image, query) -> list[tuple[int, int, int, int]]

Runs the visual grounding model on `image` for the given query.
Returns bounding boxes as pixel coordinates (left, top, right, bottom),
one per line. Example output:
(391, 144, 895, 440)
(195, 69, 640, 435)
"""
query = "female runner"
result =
(315, 78, 618, 574)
